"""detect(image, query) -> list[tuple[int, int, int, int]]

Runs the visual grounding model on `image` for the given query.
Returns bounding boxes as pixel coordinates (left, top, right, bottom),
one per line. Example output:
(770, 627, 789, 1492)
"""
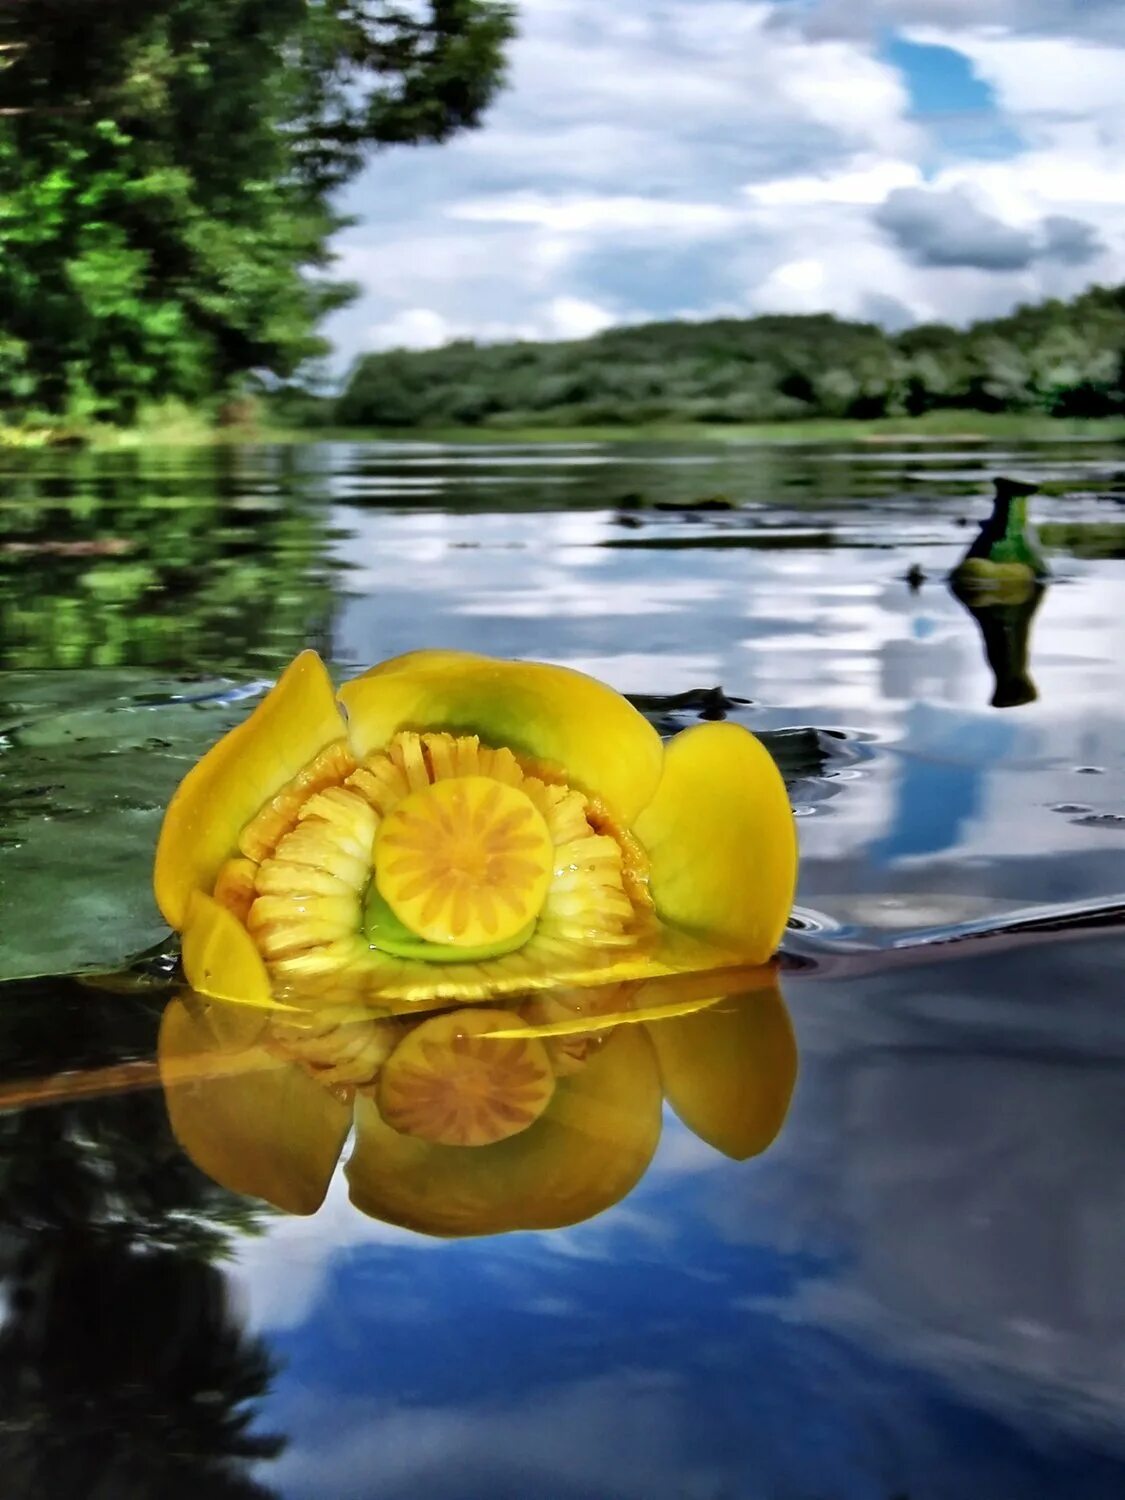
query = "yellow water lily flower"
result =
(154, 649, 797, 1011)
(158, 974, 798, 1235)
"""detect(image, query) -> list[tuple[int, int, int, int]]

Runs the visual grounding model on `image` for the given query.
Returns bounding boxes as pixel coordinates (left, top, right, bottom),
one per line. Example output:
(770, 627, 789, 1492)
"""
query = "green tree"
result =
(335, 284, 1125, 430)
(0, 0, 514, 422)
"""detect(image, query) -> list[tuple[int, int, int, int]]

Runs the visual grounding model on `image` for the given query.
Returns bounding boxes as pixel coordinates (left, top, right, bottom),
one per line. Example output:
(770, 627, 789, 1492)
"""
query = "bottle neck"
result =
(998, 494, 1029, 539)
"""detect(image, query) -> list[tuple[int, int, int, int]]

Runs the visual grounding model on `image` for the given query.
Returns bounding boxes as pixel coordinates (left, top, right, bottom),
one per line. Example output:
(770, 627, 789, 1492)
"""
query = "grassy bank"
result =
(311, 411, 1125, 446)
(5, 408, 1125, 451)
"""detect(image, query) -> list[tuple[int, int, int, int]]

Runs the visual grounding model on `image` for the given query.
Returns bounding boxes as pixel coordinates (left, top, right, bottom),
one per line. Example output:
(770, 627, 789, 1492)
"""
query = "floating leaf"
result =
(0, 670, 266, 982)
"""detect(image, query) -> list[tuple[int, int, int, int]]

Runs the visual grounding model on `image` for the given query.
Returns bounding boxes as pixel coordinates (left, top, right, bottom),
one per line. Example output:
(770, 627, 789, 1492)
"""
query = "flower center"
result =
(373, 776, 554, 949)
(222, 729, 654, 1004)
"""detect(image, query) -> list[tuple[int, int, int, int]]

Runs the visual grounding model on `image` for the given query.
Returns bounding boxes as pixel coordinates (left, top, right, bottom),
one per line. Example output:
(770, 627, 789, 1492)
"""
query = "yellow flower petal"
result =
(159, 995, 351, 1215)
(493, 963, 778, 1039)
(346, 1024, 662, 1236)
(634, 722, 797, 962)
(646, 982, 797, 1160)
(338, 650, 663, 824)
(154, 650, 347, 929)
(181, 890, 278, 1008)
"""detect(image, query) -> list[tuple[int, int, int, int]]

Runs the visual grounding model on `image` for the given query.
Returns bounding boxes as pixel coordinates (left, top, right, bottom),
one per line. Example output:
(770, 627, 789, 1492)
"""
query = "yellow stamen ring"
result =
(227, 730, 650, 999)
(374, 776, 554, 949)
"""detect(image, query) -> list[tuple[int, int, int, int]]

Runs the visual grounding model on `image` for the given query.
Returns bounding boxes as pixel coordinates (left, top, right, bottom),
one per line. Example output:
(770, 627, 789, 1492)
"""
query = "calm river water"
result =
(1, 435, 1124, 1498)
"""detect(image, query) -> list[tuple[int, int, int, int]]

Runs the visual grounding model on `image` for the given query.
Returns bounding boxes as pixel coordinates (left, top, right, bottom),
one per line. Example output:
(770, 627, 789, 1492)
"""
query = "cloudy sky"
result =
(324, 0, 1125, 365)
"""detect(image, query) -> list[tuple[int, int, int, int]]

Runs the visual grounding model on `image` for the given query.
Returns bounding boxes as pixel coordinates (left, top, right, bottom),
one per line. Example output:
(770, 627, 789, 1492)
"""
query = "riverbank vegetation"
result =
(336, 284, 1125, 430)
(10, 408, 1119, 453)
(0, 0, 513, 427)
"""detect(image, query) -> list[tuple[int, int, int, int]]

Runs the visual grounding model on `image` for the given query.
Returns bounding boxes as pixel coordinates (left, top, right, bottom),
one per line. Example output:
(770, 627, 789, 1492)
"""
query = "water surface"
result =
(1, 436, 1123, 1498)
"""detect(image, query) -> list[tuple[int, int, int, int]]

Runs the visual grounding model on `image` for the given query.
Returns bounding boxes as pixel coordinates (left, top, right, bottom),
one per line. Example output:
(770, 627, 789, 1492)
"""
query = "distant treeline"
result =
(330, 284, 1125, 429)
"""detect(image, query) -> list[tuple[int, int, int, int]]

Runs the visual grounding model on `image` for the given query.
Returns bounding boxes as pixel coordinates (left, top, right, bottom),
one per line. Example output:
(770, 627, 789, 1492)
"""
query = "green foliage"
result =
(337, 285, 1125, 429)
(0, 0, 514, 423)
(0, 448, 338, 674)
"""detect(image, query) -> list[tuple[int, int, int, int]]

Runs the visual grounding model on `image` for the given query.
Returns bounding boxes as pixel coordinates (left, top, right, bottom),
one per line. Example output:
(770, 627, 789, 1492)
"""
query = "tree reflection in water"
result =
(0, 981, 283, 1498)
(0, 448, 337, 672)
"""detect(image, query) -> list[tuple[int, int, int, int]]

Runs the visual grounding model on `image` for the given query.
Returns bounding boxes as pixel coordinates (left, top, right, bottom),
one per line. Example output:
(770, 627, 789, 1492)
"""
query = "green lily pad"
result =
(0, 670, 268, 982)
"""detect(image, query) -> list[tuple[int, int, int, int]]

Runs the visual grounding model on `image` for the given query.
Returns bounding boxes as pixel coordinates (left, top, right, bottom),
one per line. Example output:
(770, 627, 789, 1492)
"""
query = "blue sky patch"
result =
(884, 34, 996, 116)
(883, 33, 1025, 162)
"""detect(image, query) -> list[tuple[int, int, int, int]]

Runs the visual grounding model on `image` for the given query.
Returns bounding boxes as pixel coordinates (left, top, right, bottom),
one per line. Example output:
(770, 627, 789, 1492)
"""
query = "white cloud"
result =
(271, 1371, 712, 1500)
(367, 308, 460, 351)
(791, 0, 1125, 45)
(228, 1170, 452, 1332)
(775, 36, 916, 144)
(906, 26, 1125, 124)
(754, 257, 837, 314)
(449, 191, 742, 237)
(890, 27, 1125, 298)
(363, 294, 617, 352)
(745, 157, 923, 206)
(323, 2, 1125, 365)
(543, 295, 616, 339)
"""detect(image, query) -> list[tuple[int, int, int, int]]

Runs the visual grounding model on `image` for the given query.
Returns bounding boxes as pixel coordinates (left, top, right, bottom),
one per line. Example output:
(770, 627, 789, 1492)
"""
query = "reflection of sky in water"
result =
(246, 477, 1125, 1494)
(332, 505, 1125, 931)
(6, 439, 1125, 1496)
(232, 938, 1125, 1500)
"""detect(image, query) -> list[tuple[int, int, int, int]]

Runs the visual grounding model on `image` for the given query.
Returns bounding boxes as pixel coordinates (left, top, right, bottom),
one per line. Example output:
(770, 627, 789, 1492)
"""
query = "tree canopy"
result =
(0, 0, 514, 422)
(336, 284, 1125, 428)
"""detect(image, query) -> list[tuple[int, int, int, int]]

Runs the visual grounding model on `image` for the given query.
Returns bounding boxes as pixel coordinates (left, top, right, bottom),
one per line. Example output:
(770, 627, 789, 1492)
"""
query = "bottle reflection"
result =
(158, 972, 798, 1237)
(950, 478, 1048, 709)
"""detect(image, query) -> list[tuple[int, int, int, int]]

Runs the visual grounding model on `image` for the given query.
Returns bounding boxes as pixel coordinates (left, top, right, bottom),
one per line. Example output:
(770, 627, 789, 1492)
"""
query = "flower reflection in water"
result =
(158, 972, 797, 1237)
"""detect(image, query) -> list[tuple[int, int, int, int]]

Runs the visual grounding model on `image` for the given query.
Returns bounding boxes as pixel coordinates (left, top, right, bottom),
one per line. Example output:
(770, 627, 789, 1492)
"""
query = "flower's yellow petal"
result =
(159, 995, 351, 1215)
(494, 963, 779, 1039)
(634, 722, 797, 961)
(270, 929, 760, 1014)
(646, 982, 797, 1160)
(346, 1024, 662, 1236)
(181, 891, 279, 1008)
(154, 651, 347, 929)
(338, 650, 663, 824)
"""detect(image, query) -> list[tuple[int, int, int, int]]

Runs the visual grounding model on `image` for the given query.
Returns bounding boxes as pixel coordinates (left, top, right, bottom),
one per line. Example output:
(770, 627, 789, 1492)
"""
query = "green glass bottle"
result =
(950, 477, 1047, 706)
(951, 476, 1049, 590)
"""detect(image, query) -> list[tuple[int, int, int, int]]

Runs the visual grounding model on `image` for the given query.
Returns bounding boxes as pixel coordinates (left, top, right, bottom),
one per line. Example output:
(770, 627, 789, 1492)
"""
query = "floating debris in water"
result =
(653, 494, 737, 512)
(628, 685, 751, 723)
